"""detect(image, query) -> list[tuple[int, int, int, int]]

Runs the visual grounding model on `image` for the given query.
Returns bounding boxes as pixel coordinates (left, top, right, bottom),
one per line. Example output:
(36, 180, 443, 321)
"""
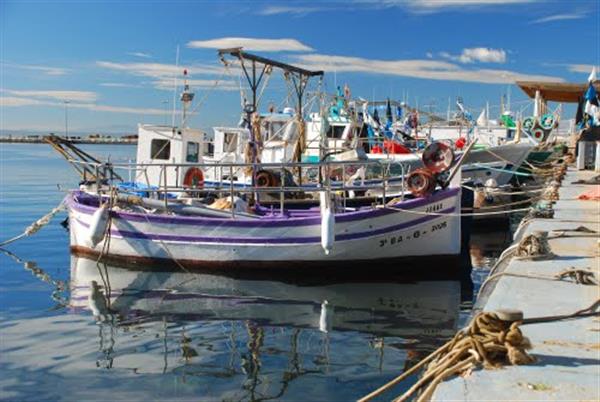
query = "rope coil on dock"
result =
(359, 311, 535, 402)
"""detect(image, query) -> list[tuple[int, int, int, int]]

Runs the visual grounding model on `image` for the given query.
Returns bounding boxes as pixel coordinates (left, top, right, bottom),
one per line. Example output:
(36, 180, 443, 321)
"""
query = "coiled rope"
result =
(0, 200, 65, 247)
(359, 299, 600, 402)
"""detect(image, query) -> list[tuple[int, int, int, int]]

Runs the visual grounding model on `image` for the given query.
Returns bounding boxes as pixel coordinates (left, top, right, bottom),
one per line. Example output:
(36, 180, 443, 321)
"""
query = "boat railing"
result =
(68, 158, 411, 216)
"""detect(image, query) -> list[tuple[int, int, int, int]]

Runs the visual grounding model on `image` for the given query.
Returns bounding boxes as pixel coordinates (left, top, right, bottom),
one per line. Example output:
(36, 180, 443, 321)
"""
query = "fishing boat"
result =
(303, 96, 534, 187)
(66, 158, 462, 270)
(53, 49, 464, 272)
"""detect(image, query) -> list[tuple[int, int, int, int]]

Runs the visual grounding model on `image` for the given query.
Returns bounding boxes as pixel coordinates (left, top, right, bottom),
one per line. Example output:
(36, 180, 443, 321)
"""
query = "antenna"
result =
(180, 69, 195, 127)
(171, 45, 180, 128)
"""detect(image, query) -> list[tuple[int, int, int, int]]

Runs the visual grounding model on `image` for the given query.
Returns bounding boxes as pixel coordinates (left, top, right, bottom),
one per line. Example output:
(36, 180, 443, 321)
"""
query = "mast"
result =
(218, 47, 325, 189)
(180, 69, 195, 127)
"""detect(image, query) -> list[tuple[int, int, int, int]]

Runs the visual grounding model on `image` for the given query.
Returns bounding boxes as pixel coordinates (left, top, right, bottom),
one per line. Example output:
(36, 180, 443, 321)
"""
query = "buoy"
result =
(422, 142, 455, 173)
(522, 116, 536, 133)
(531, 127, 545, 143)
(455, 137, 466, 149)
(183, 167, 204, 189)
(406, 168, 436, 197)
(539, 114, 555, 130)
(320, 192, 335, 255)
(88, 280, 110, 317)
(319, 300, 333, 333)
(88, 203, 109, 247)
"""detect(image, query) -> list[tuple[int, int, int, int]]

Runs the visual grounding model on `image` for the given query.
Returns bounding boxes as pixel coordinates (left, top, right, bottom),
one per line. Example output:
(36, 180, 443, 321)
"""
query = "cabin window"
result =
(223, 132, 237, 153)
(150, 139, 171, 160)
(326, 125, 346, 139)
(186, 141, 199, 162)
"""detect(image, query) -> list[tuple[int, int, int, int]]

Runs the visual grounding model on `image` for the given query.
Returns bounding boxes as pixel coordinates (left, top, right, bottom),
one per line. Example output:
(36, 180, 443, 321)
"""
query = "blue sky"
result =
(1, 0, 599, 134)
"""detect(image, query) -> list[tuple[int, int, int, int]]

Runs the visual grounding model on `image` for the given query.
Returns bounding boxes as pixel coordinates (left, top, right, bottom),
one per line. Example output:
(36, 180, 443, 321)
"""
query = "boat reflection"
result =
(69, 255, 466, 400)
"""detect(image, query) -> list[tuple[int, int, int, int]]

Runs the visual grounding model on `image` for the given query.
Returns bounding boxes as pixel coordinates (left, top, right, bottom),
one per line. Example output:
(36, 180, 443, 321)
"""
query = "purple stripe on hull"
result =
(67, 187, 460, 228)
(74, 206, 455, 245)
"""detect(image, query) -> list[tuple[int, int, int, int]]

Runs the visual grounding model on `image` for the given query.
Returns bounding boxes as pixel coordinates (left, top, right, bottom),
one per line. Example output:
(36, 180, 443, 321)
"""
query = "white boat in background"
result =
(303, 98, 534, 186)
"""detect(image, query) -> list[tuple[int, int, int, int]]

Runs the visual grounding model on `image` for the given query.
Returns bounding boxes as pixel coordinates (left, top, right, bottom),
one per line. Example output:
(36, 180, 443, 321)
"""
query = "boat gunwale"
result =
(67, 187, 460, 228)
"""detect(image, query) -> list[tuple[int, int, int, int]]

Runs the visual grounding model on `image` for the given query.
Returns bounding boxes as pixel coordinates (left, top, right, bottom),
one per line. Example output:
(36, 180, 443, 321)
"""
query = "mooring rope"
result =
(385, 204, 533, 218)
(359, 300, 600, 402)
(0, 200, 65, 247)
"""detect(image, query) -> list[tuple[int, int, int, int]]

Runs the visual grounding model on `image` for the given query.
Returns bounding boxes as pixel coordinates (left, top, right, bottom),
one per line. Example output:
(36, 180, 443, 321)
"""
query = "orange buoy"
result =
(183, 167, 204, 189)
(455, 137, 466, 149)
(406, 168, 436, 197)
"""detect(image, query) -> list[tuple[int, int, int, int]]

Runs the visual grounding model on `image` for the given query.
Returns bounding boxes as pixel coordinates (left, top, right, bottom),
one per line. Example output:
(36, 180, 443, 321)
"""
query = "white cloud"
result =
(567, 64, 600, 74)
(152, 78, 238, 91)
(2, 89, 97, 102)
(0, 95, 170, 115)
(258, 6, 323, 16)
(96, 61, 236, 91)
(2, 62, 70, 76)
(531, 13, 585, 24)
(187, 37, 313, 52)
(0, 96, 47, 107)
(293, 53, 563, 84)
(99, 82, 143, 88)
(382, 0, 538, 12)
(441, 47, 507, 64)
(127, 52, 152, 58)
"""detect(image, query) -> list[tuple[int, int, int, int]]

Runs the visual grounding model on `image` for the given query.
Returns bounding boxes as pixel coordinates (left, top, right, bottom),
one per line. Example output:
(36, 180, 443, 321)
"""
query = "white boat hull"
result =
(67, 188, 462, 270)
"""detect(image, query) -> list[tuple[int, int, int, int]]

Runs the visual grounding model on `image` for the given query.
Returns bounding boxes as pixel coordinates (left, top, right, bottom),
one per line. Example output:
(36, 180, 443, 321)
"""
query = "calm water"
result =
(0, 144, 510, 401)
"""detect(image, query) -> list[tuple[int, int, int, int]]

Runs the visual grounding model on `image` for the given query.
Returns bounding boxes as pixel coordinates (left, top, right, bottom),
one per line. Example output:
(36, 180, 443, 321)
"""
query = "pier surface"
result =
(433, 167, 600, 401)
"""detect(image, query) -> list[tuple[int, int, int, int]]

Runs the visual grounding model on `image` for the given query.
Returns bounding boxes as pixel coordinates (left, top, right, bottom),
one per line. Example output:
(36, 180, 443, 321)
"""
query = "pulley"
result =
(406, 168, 436, 197)
(422, 141, 455, 174)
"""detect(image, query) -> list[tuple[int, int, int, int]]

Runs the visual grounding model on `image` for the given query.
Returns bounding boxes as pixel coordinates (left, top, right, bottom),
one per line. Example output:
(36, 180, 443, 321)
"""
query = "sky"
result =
(1, 0, 599, 135)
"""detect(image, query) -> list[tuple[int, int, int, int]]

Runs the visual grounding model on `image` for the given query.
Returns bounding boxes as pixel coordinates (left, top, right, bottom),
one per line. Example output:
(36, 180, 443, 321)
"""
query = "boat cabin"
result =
(135, 124, 208, 188)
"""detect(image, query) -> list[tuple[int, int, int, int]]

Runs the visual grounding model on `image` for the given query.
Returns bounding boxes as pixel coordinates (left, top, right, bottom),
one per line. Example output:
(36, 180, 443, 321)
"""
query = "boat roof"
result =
(516, 80, 600, 103)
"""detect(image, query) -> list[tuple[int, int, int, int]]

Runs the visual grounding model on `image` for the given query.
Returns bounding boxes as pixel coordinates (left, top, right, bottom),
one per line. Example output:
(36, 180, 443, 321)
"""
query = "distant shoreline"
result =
(0, 136, 137, 145)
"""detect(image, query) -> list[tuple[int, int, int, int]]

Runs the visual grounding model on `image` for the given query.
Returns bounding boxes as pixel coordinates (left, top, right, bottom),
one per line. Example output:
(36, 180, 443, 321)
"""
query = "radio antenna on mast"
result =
(171, 44, 180, 128)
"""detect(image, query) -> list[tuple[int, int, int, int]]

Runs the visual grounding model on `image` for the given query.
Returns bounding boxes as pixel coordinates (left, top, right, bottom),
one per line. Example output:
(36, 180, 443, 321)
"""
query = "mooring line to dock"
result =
(359, 299, 600, 402)
(386, 204, 533, 217)
(461, 184, 545, 197)
(0, 200, 65, 247)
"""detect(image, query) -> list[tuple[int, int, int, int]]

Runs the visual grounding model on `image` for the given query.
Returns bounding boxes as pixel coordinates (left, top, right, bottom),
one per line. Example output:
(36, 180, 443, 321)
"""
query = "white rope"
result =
(385, 204, 532, 218)
(0, 200, 65, 247)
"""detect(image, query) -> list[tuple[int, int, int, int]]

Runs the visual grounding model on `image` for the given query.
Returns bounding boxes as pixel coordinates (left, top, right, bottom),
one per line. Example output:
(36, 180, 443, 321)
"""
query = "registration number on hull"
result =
(378, 221, 447, 248)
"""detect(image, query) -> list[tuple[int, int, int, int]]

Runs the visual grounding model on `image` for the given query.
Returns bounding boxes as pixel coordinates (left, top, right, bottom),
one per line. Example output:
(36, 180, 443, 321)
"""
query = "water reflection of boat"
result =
(71, 256, 462, 340)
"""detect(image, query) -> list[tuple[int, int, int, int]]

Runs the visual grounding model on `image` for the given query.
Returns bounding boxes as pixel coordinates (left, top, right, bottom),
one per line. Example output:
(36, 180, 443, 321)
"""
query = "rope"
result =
(0, 200, 65, 247)
(361, 299, 600, 402)
(471, 163, 536, 177)
(461, 184, 545, 197)
(0, 248, 69, 308)
(385, 204, 532, 218)
(360, 311, 535, 402)
(479, 268, 596, 297)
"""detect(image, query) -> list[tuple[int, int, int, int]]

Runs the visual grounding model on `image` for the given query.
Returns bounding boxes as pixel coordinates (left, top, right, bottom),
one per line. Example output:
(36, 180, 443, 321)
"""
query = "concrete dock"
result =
(433, 167, 600, 401)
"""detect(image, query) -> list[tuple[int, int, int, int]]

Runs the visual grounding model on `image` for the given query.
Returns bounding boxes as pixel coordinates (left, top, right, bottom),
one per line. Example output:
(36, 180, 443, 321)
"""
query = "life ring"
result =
(522, 116, 536, 133)
(539, 114, 555, 130)
(256, 170, 280, 188)
(531, 127, 545, 143)
(406, 168, 436, 197)
(183, 167, 204, 189)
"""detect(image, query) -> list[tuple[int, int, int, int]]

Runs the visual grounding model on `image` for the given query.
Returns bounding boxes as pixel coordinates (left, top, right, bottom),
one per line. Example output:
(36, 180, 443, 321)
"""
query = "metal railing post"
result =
(230, 165, 235, 219)
(163, 165, 168, 211)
